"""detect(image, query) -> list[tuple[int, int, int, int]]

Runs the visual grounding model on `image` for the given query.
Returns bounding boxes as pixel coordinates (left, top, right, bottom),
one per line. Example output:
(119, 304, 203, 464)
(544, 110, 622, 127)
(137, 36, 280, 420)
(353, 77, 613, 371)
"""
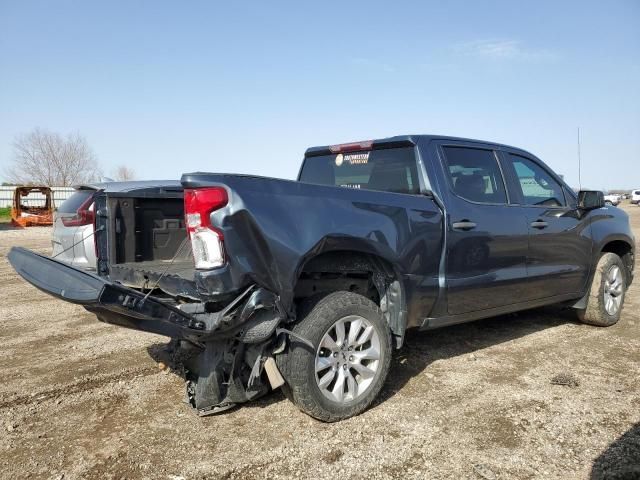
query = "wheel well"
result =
(601, 240, 634, 283)
(601, 240, 632, 257)
(294, 251, 407, 348)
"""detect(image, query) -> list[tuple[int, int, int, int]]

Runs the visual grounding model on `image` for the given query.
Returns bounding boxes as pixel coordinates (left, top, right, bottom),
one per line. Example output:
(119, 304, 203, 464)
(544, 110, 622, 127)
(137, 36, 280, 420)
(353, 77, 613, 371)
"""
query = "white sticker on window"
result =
(344, 152, 369, 165)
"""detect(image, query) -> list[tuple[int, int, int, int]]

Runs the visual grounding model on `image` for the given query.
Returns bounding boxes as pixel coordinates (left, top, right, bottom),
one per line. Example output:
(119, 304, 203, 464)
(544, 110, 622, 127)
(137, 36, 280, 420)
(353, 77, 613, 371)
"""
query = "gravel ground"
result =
(0, 206, 639, 480)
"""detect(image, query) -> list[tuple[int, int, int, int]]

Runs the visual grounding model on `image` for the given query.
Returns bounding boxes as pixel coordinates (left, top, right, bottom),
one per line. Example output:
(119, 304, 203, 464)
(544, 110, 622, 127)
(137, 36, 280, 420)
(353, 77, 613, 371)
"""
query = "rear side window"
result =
(442, 147, 507, 204)
(58, 190, 94, 213)
(299, 147, 419, 194)
(507, 154, 565, 207)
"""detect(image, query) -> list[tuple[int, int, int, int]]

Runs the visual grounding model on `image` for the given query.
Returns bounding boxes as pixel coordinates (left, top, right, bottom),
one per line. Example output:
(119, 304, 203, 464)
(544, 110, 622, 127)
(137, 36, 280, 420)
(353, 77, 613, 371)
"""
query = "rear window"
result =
(58, 190, 94, 213)
(16, 190, 48, 208)
(299, 147, 419, 194)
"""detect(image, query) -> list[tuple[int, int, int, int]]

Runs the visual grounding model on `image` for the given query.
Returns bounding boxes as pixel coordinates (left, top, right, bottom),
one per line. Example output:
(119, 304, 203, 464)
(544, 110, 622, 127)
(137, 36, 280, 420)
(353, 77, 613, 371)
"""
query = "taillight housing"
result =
(61, 195, 95, 227)
(184, 187, 228, 269)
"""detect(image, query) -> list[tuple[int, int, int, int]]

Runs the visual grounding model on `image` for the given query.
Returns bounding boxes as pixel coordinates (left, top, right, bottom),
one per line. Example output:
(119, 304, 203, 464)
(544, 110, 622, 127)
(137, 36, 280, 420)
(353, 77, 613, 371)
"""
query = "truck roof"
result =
(304, 134, 535, 158)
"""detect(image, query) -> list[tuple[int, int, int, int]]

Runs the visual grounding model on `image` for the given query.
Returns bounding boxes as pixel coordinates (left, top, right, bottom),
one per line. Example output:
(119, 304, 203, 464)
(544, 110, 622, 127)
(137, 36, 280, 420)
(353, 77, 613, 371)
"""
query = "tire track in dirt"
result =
(0, 365, 157, 409)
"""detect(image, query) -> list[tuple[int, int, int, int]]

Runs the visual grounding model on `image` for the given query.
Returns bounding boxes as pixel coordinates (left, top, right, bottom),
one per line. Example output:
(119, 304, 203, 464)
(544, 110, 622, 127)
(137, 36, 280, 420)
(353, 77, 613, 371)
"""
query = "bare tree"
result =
(5, 128, 101, 186)
(113, 165, 136, 181)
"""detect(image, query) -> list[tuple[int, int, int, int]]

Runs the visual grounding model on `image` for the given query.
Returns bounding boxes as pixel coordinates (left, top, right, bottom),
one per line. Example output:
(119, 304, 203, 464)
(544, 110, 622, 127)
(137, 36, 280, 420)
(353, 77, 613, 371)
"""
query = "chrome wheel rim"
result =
(315, 315, 381, 404)
(603, 265, 624, 315)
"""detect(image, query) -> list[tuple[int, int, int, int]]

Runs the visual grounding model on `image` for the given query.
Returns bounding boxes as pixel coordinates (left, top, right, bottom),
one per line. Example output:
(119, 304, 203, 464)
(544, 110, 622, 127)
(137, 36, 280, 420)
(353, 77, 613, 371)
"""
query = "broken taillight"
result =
(60, 195, 95, 227)
(184, 187, 228, 269)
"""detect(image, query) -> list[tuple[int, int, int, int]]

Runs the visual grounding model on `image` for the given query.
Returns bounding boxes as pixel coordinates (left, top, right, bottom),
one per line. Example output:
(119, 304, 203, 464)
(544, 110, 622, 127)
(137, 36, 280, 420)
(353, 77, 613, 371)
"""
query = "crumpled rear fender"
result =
(182, 173, 444, 323)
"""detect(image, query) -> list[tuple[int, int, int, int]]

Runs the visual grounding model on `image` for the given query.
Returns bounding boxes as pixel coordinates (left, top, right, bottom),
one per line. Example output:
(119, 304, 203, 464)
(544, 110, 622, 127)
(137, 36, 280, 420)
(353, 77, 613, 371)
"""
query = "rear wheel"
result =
(577, 253, 627, 326)
(278, 291, 392, 422)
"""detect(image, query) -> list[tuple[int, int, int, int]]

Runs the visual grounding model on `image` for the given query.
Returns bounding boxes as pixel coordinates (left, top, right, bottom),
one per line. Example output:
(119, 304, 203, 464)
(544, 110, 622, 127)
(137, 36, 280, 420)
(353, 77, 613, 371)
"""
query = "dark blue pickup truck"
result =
(8, 134, 635, 422)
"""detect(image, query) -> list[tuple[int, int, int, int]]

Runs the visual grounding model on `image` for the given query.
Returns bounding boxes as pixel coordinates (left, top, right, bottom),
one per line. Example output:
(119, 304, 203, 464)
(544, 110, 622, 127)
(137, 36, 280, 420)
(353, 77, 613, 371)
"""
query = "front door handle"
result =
(530, 220, 548, 229)
(452, 220, 477, 231)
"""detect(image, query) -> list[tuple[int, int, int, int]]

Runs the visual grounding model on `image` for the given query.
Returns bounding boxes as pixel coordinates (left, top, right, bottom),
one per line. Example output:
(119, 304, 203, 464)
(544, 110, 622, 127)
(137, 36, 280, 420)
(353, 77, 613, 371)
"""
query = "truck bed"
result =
(111, 260, 195, 280)
(92, 188, 200, 297)
(109, 260, 199, 299)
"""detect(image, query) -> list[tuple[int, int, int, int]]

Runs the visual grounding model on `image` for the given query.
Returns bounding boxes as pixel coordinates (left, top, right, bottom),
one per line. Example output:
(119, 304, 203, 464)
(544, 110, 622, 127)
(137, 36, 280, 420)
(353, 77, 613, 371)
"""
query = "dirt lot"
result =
(1, 206, 639, 480)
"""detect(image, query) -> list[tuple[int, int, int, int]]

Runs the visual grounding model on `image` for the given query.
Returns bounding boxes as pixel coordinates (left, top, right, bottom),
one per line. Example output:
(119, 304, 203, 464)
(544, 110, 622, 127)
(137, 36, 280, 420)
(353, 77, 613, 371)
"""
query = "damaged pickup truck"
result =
(8, 135, 635, 422)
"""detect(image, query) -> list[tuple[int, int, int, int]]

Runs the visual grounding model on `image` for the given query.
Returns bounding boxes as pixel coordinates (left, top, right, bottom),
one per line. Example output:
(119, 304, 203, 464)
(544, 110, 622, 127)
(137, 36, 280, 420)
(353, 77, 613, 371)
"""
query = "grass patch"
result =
(0, 207, 11, 223)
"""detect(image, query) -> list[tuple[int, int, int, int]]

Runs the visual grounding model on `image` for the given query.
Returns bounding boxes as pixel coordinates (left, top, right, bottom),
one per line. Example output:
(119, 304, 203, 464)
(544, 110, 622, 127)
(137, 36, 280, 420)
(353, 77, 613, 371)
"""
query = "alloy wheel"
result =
(315, 315, 381, 403)
(603, 265, 624, 315)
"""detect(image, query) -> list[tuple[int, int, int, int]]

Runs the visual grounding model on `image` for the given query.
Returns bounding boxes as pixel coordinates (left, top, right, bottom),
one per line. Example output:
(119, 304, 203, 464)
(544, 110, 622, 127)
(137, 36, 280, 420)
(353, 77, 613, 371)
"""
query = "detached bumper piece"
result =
(179, 339, 272, 416)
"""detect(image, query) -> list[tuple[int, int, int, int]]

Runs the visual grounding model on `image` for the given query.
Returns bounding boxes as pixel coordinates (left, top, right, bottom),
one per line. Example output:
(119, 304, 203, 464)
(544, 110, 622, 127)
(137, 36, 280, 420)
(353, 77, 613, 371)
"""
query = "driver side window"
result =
(507, 154, 566, 207)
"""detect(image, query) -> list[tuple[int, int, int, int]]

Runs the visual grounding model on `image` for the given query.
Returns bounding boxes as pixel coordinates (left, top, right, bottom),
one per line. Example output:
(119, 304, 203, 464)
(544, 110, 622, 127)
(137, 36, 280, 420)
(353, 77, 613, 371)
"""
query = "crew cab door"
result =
(434, 142, 530, 315)
(499, 152, 592, 298)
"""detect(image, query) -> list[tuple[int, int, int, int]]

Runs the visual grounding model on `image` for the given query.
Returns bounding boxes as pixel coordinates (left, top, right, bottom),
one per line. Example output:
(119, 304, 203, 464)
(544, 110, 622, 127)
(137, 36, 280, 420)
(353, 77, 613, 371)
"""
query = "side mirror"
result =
(578, 190, 605, 210)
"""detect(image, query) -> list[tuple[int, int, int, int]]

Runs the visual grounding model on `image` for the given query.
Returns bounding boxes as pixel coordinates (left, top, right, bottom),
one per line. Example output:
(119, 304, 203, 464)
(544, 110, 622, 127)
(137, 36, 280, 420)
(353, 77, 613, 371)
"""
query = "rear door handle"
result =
(530, 220, 548, 229)
(452, 220, 477, 231)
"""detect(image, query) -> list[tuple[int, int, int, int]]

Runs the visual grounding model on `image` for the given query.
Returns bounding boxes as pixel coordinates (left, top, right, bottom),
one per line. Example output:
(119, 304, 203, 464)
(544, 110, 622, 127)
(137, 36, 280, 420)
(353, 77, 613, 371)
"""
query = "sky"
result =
(0, 0, 639, 190)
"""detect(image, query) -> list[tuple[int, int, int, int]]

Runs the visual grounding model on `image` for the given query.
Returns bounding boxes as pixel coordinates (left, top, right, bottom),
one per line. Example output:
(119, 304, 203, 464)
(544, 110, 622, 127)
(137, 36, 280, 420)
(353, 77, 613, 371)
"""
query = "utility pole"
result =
(577, 127, 582, 190)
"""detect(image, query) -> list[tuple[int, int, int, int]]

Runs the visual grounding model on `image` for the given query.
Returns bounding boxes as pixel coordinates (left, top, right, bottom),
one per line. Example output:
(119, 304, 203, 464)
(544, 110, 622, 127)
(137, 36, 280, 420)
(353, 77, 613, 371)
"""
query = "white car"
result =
(603, 194, 621, 206)
(52, 187, 98, 269)
(632, 189, 640, 205)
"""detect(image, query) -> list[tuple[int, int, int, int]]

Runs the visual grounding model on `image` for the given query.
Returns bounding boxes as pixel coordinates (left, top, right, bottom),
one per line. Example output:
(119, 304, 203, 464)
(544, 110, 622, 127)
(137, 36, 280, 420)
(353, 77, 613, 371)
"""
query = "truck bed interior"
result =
(105, 192, 195, 291)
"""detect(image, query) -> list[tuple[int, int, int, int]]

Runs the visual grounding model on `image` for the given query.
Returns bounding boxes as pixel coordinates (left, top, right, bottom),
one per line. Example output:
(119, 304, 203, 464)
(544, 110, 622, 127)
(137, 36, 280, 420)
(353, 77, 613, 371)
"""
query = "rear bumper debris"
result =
(8, 246, 292, 415)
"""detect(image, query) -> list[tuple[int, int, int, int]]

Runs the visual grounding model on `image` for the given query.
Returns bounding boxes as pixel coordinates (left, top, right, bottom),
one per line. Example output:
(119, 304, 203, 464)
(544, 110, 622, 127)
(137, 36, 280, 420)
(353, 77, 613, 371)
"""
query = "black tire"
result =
(577, 253, 627, 326)
(277, 291, 392, 422)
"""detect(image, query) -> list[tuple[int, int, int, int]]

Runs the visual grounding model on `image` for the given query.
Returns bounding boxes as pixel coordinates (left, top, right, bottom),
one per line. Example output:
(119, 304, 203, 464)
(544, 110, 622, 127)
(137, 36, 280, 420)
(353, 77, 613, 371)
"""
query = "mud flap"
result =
(185, 340, 270, 416)
(192, 341, 230, 414)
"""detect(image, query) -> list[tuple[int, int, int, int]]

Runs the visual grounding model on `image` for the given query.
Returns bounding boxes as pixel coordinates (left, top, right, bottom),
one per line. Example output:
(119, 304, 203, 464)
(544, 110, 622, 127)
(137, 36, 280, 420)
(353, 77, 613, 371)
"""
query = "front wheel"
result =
(277, 291, 392, 422)
(577, 253, 627, 326)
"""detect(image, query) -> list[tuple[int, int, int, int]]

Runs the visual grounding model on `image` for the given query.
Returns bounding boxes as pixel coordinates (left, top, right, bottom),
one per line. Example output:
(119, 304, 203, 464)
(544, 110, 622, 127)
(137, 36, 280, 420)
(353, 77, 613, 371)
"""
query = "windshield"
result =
(298, 147, 419, 194)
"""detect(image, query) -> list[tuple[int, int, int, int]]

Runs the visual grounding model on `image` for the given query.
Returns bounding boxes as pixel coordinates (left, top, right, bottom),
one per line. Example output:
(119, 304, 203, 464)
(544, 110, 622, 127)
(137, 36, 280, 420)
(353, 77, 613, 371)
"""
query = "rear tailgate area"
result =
(8, 246, 207, 341)
(93, 184, 199, 298)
